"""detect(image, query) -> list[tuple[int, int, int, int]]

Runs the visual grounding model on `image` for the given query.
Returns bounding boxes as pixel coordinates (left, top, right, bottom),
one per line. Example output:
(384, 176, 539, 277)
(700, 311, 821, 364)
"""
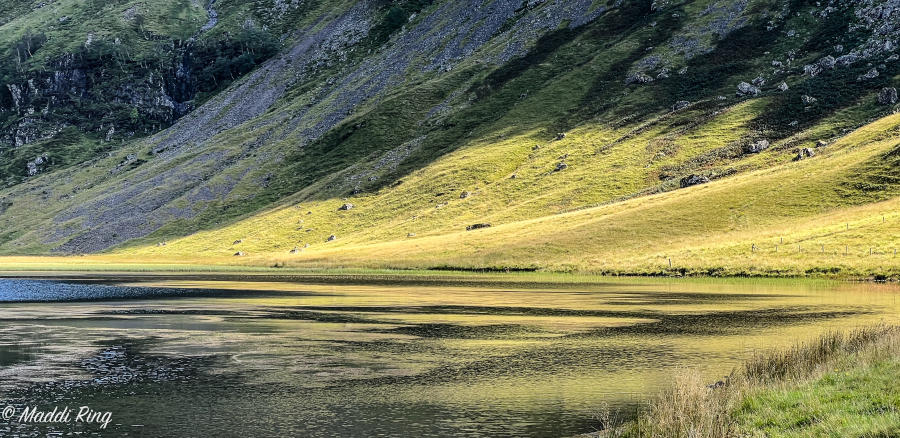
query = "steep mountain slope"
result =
(0, 0, 899, 276)
(153, 110, 897, 277)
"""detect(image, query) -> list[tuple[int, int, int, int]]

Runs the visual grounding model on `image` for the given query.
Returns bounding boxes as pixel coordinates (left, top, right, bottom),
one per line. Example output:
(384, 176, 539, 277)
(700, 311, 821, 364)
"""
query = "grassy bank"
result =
(602, 326, 900, 437)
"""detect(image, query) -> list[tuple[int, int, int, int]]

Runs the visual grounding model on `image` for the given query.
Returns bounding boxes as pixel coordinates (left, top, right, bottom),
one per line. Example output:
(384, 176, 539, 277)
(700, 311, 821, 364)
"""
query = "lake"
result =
(0, 274, 897, 437)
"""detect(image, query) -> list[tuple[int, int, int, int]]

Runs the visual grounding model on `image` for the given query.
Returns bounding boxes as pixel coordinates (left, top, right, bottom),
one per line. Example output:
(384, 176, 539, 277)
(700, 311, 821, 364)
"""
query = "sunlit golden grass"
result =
(5, 107, 899, 279)
(606, 325, 900, 438)
(81, 109, 900, 279)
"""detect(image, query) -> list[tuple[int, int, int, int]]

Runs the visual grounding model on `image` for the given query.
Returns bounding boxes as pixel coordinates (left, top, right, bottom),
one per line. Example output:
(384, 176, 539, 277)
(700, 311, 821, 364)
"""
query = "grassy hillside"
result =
(112, 110, 900, 278)
(0, 0, 898, 279)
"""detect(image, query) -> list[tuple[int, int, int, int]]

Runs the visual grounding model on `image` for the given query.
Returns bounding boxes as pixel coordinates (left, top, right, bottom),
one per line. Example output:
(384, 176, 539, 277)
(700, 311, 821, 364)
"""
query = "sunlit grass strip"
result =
(605, 325, 900, 437)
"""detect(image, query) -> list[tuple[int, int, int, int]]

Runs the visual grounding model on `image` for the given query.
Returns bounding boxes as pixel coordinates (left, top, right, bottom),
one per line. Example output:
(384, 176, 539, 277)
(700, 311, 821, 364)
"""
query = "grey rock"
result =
(745, 139, 770, 153)
(459, 191, 470, 199)
(878, 87, 898, 105)
(25, 153, 50, 176)
(672, 100, 690, 111)
(555, 132, 567, 140)
(817, 55, 836, 70)
(555, 162, 568, 172)
(794, 148, 815, 161)
(624, 72, 655, 85)
(407, 233, 416, 237)
(777, 82, 789, 92)
(289, 247, 299, 254)
(801, 95, 818, 105)
(736, 81, 760, 96)
(858, 68, 879, 81)
(327, 235, 336, 242)
(816, 140, 828, 147)
(233, 239, 243, 245)
(234, 251, 244, 256)
(338, 203, 354, 211)
(836, 54, 859, 66)
(752, 76, 766, 86)
(466, 223, 491, 231)
(803, 63, 822, 77)
(680, 174, 709, 188)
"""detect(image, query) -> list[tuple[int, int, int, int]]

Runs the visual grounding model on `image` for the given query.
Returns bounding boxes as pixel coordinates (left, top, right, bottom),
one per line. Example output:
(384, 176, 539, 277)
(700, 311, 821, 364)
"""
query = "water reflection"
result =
(0, 276, 897, 437)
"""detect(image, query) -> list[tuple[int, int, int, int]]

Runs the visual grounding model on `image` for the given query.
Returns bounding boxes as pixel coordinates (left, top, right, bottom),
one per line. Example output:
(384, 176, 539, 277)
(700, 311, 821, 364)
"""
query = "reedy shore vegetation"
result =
(599, 325, 900, 437)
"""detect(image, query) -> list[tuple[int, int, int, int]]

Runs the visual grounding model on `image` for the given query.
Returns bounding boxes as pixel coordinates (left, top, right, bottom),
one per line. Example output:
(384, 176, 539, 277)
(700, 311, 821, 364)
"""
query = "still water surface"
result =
(0, 274, 898, 437)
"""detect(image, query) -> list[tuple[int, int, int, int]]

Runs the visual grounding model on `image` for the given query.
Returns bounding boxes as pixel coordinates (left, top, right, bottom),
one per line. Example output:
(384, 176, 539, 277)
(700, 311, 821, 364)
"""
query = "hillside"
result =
(0, 0, 899, 277)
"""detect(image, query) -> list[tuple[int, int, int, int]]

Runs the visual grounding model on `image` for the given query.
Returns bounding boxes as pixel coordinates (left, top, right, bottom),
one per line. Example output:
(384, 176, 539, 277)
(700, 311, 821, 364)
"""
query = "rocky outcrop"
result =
(745, 139, 770, 154)
(794, 148, 816, 161)
(878, 87, 898, 105)
(736, 82, 760, 97)
(680, 174, 710, 188)
(25, 154, 50, 176)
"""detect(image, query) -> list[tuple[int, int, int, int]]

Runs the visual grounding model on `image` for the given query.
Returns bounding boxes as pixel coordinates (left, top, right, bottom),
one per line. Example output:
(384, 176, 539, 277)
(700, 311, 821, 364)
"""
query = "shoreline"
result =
(0, 258, 897, 283)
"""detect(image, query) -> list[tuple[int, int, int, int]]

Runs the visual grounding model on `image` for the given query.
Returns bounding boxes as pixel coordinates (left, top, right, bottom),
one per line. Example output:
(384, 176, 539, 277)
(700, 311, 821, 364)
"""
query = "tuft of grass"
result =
(606, 325, 900, 438)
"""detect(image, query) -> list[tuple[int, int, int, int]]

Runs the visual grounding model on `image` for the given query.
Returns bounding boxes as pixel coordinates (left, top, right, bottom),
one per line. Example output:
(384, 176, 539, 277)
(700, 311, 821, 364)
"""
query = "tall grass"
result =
(608, 325, 900, 437)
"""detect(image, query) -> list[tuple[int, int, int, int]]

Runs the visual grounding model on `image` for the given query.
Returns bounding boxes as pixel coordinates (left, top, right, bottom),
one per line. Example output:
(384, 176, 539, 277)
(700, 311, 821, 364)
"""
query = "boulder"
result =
(625, 72, 654, 85)
(233, 239, 243, 245)
(857, 68, 879, 81)
(816, 140, 828, 147)
(803, 64, 822, 77)
(338, 203, 354, 211)
(460, 191, 470, 199)
(736, 82, 760, 97)
(327, 235, 337, 241)
(835, 54, 859, 67)
(466, 223, 492, 231)
(745, 139, 770, 153)
(25, 153, 50, 176)
(752, 76, 766, 86)
(407, 233, 416, 237)
(289, 247, 299, 254)
(794, 148, 815, 161)
(777, 82, 789, 92)
(555, 132, 567, 141)
(672, 100, 690, 111)
(878, 87, 898, 105)
(680, 174, 709, 188)
(817, 55, 836, 70)
(801, 95, 818, 105)
(555, 162, 568, 172)
(234, 251, 244, 256)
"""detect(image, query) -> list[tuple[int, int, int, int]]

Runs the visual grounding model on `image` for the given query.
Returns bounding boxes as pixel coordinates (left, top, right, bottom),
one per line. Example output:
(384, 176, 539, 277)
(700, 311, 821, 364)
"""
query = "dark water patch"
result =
(0, 344, 38, 367)
(106, 308, 242, 316)
(584, 308, 873, 337)
(251, 309, 386, 324)
(381, 323, 551, 339)
(0, 279, 314, 302)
